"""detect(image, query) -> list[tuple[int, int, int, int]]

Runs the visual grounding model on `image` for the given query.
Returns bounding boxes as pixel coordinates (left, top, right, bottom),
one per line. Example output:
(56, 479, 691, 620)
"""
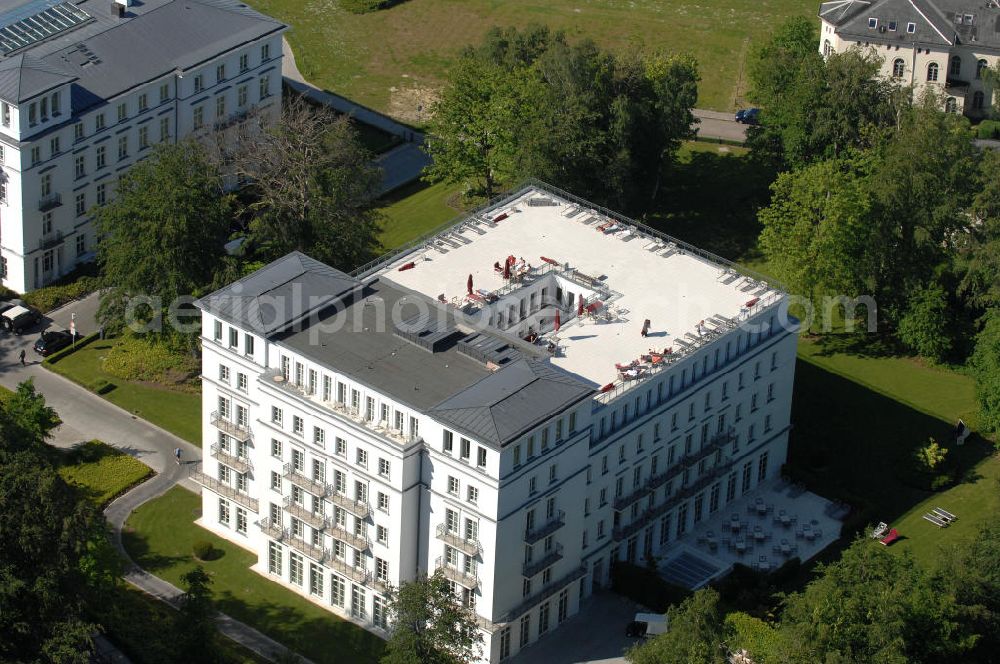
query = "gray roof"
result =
(429, 359, 594, 447)
(277, 279, 494, 413)
(0, 0, 284, 106)
(0, 53, 74, 103)
(821, 0, 1000, 48)
(196, 252, 360, 336)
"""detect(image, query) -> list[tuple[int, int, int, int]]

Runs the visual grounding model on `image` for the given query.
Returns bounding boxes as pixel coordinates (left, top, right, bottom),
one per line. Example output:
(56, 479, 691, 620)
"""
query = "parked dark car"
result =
(3, 305, 42, 335)
(34, 330, 74, 356)
(735, 108, 760, 125)
(0, 298, 25, 317)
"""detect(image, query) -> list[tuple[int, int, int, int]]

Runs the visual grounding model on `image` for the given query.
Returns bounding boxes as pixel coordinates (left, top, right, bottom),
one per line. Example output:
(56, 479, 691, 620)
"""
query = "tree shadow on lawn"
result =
(787, 360, 993, 535)
(213, 590, 385, 664)
(809, 332, 907, 359)
(645, 150, 777, 262)
(121, 529, 189, 573)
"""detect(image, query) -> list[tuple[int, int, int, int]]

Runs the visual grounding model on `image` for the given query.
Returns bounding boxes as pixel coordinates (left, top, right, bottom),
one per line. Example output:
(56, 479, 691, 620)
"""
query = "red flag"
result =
(554, 311, 561, 332)
(467, 274, 473, 295)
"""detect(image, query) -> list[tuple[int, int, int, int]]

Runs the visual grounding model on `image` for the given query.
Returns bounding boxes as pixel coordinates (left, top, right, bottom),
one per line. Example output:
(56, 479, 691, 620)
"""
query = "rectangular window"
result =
(309, 563, 323, 596)
(293, 415, 304, 435)
(238, 84, 248, 107)
(75, 192, 86, 217)
(237, 373, 247, 392)
(159, 83, 170, 102)
(96, 145, 106, 169)
(447, 476, 459, 495)
(289, 552, 304, 586)
(216, 63, 226, 82)
(117, 135, 128, 160)
(117, 102, 127, 122)
(467, 485, 478, 504)
(262, 43, 271, 60)
(74, 154, 85, 178)
(236, 507, 247, 534)
(356, 448, 367, 467)
(216, 94, 226, 119)
(259, 74, 270, 99)
(378, 458, 390, 478)
(138, 93, 148, 112)
(95, 113, 105, 131)
(268, 541, 282, 575)
(194, 74, 204, 93)
(443, 430, 453, 453)
(160, 117, 170, 142)
(218, 498, 230, 525)
(477, 447, 487, 468)
(193, 105, 204, 130)
(239, 53, 249, 72)
(139, 125, 149, 150)
(75, 233, 86, 257)
(271, 439, 282, 458)
(331, 575, 345, 607)
(460, 439, 471, 461)
(50, 136, 60, 155)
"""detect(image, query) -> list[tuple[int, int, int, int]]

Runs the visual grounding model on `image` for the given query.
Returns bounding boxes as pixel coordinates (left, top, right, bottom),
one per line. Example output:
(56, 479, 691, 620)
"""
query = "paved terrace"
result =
(380, 187, 780, 389)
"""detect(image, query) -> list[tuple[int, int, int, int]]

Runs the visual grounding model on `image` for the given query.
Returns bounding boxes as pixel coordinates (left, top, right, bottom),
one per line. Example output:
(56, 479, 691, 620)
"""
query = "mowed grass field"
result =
(252, 0, 817, 117)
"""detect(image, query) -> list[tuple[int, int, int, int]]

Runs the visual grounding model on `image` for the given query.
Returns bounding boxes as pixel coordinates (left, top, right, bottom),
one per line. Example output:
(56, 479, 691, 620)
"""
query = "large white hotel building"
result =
(0, 0, 285, 292)
(194, 184, 799, 662)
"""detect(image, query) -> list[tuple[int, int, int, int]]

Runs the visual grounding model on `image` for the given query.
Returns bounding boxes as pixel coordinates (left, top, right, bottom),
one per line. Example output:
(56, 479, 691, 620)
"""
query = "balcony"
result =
(191, 467, 258, 512)
(436, 524, 482, 557)
(496, 565, 587, 624)
(328, 556, 371, 585)
(523, 543, 563, 578)
(285, 531, 326, 562)
(260, 516, 284, 540)
(210, 410, 251, 442)
(328, 491, 371, 519)
(373, 577, 392, 594)
(38, 192, 62, 212)
(37, 230, 64, 251)
(435, 556, 480, 589)
(282, 463, 330, 498)
(329, 523, 371, 552)
(282, 497, 327, 531)
(523, 510, 565, 545)
(612, 485, 651, 512)
(261, 368, 423, 448)
(210, 443, 252, 474)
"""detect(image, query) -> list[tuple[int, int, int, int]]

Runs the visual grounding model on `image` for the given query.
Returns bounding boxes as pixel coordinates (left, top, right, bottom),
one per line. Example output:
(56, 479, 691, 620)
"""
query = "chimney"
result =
(110, 2, 124, 17)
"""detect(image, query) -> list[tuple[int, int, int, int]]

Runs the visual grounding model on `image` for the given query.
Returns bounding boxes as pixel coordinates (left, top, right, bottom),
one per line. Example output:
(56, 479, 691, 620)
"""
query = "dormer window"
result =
(888, 20, 897, 31)
(868, 17, 878, 28)
(1, 103, 9, 128)
(964, 13, 973, 24)
(907, 22, 916, 33)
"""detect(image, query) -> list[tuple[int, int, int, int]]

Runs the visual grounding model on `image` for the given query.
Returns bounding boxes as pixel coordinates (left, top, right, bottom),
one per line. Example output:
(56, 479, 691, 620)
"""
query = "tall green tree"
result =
(757, 154, 875, 320)
(747, 19, 897, 167)
(957, 149, 1000, 309)
(177, 566, 220, 664)
(626, 588, 726, 664)
(95, 140, 232, 335)
(233, 95, 382, 270)
(1, 377, 60, 454)
(971, 309, 1000, 433)
(424, 25, 698, 211)
(942, 514, 1000, 658)
(381, 571, 482, 664)
(777, 539, 972, 663)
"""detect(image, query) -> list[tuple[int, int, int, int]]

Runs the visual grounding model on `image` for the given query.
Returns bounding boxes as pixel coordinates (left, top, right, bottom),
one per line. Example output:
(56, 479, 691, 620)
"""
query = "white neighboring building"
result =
(0, 0, 286, 292)
(819, 0, 1000, 116)
(193, 184, 799, 663)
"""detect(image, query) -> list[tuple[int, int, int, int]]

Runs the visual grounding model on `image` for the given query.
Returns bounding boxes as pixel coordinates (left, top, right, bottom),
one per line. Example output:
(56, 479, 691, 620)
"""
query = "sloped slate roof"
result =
(196, 251, 359, 336)
(0, 52, 75, 103)
(822, 0, 1000, 48)
(429, 359, 594, 447)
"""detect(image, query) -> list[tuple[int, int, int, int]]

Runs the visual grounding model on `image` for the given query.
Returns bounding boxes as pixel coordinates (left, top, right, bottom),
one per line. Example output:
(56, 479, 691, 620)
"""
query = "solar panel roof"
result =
(0, 0, 91, 55)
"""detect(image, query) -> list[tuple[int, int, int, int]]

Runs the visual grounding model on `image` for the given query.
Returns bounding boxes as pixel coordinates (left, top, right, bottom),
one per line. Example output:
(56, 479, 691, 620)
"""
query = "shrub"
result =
(22, 269, 99, 312)
(192, 541, 214, 561)
(101, 335, 198, 386)
(340, 0, 389, 13)
(897, 283, 953, 361)
(977, 119, 1000, 139)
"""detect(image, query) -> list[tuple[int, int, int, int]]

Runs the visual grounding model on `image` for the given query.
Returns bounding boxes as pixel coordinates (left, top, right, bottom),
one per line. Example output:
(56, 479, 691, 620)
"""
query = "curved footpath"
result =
(0, 293, 311, 664)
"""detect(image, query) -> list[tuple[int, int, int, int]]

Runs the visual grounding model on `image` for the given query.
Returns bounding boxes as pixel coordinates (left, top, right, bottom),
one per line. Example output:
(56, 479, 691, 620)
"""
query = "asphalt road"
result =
(692, 108, 748, 143)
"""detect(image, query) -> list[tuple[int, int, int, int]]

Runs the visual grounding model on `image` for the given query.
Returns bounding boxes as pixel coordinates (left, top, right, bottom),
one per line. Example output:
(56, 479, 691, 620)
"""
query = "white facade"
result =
(0, 0, 285, 292)
(194, 187, 799, 662)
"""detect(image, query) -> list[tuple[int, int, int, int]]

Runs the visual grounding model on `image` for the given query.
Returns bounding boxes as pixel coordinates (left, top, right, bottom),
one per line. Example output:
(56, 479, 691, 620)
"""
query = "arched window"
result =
(977, 59, 988, 79)
(950, 55, 962, 77)
(892, 58, 905, 78)
(973, 90, 985, 110)
(927, 62, 939, 82)
(945, 97, 957, 113)
(823, 40, 833, 57)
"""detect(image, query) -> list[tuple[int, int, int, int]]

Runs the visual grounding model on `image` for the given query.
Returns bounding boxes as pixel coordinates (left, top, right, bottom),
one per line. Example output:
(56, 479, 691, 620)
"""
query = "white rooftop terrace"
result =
(372, 186, 783, 388)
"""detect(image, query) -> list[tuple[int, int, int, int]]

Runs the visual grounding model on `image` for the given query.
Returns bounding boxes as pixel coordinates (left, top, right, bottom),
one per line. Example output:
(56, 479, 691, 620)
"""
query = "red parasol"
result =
(398, 262, 416, 272)
(503, 261, 510, 280)
(467, 274, 473, 295)
(554, 311, 561, 332)
(540, 256, 559, 265)
(577, 298, 584, 316)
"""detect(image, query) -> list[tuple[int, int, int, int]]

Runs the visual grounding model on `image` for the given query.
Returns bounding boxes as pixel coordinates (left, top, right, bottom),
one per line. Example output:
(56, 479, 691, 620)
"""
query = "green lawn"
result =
(377, 178, 464, 250)
(124, 486, 386, 664)
(46, 340, 202, 445)
(58, 440, 152, 508)
(249, 0, 816, 119)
